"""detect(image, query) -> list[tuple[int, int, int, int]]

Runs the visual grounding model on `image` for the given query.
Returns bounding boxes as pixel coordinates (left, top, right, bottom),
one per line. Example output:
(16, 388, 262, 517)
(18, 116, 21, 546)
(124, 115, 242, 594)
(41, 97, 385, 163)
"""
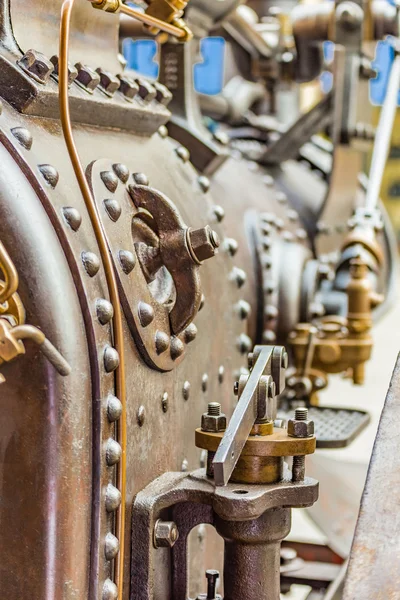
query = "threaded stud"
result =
(208, 402, 221, 416)
(295, 407, 308, 421)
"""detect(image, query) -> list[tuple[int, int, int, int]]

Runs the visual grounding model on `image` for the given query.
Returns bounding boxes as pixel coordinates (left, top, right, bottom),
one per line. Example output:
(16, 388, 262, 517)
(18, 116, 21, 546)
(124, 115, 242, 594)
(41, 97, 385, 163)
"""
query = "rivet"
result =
(236, 299, 251, 320)
(202, 373, 208, 392)
(181, 458, 189, 472)
(107, 395, 122, 422)
(262, 238, 271, 251)
(275, 218, 284, 231)
(105, 532, 120, 560)
(264, 281, 276, 295)
(287, 209, 298, 222)
(132, 172, 149, 186)
(102, 578, 118, 600)
(96, 298, 114, 325)
(265, 305, 278, 320)
(276, 191, 288, 204)
(175, 146, 190, 162)
(112, 163, 130, 183)
(101, 171, 119, 193)
(62, 207, 82, 231)
(81, 251, 100, 277)
(182, 381, 190, 400)
(198, 175, 210, 193)
(184, 323, 197, 343)
(223, 238, 239, 256)
(199, 294, 205, 311)
(138, 301, 154, 327)
(211, 205, 225, 223)
(283, 231, 294, 242)
(218, 365, 225, 383)
(296, 228, 307, 240)
(104, 198, 122, 222)
(262, 256, 272, 270)
(161, 392, 168, 412)
(105, 484, 121, 512)
(38, 164, 59, 188)
(263, 329, 277, 343)
(106, 438, 122, 466)
(230, 266, 247, 288)
(104, 346, 120, 372)
(11, 127, 33, 150)
(261, 223, 272, 236)
(261, 213, 276, 225)
(137, 405, 145, 426)
(118, 250, 136, 274)
(155, 331, 170, 354)
(170, 337, 184, 360)
(263, 174, 274, 187)
(237, 333, 252, 354)
(158, 125, 168, 138)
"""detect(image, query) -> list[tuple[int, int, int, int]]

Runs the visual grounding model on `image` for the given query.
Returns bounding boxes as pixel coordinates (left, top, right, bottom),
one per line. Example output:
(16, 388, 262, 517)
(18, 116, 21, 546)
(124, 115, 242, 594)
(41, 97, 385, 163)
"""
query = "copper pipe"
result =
(59, 2, 127, 598)
(119, 3, 186, 38)
(0, 240, 19, 304)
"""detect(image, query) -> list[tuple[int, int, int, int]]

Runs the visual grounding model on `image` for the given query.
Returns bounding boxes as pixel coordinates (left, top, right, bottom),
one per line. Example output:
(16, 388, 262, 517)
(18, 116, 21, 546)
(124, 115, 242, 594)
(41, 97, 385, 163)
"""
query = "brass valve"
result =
(288, 257, 383, 401)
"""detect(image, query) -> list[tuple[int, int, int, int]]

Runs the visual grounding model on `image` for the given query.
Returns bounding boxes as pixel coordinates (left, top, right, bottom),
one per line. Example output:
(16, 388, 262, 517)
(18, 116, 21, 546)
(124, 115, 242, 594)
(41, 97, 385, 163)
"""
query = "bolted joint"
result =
(153, 519, 179, 548)
(201, 402, 226, 433)
(288, 407, 314, 438)
(50, 56, 78, 85)
(188, 225, 220, 263)
(96, 68, 120, 96)
(117, 74, 139, 99)
(154, 81, 173, 106)
(75, 63, 100, 93)
(18, 49, 54, 84)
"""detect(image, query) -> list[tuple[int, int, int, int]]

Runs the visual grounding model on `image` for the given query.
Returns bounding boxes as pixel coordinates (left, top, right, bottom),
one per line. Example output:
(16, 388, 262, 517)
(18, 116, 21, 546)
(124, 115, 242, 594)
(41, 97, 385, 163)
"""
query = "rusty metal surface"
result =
(342, 354, 400, 600)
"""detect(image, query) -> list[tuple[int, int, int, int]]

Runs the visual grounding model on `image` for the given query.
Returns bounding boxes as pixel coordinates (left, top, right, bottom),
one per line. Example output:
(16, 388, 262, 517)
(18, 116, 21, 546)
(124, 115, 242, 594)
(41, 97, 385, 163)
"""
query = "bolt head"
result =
(189, 225, 220, 262)
(153, 520, 179, 548)
(96, 68, 120, 96)
(201, 412, 227, 433)
(18, 49, 54, 84)
(117, 74, 139, 99)
(154, 81, 173, 106)
(135, 77, 157, 101)
(75, 63, 100, 92)
(287, 419, 314, 438)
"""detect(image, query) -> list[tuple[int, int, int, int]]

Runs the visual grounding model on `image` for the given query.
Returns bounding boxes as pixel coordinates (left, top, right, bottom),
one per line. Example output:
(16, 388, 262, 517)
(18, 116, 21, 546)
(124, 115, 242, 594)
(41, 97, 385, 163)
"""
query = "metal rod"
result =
(59, 2, 127, 598)
(119, 3, 186, 38)
(365, 52, 400, 212)
(213, 346, 273, 486)
(0, 240, 19, 305)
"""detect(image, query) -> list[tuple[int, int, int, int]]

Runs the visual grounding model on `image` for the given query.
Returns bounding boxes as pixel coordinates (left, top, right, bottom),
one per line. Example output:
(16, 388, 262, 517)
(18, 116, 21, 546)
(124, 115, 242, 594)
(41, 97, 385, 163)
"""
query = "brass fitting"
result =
(289, 257, 383, 396)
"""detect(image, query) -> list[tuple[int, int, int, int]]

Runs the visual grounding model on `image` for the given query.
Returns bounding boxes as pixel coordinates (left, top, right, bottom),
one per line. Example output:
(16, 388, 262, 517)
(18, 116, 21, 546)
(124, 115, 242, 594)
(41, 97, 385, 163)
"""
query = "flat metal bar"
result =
(213, 346, 273, 486)
(343, 355, 400, 599)
(365, 53, 400, 211)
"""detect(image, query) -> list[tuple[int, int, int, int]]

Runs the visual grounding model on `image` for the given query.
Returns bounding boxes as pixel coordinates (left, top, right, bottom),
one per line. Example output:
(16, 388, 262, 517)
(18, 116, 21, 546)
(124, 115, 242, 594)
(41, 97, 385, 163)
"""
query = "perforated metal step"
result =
(277, 406, 370, 448)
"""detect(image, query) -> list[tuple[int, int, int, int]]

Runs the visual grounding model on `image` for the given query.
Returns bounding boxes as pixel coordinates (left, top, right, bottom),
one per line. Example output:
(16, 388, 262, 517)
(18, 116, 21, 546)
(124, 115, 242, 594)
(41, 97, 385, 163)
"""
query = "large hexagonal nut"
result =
(189, 225, 220, 263)
(287, 419, 314, 438)
(18, 49, 54, 84)
(153, 520, 179, 548)
(201, 412, 226, 433)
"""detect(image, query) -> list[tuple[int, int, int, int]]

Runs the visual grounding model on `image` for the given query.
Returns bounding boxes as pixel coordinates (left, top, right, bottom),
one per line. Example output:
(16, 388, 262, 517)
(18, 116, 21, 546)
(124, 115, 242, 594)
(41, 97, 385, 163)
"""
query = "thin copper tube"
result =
(59, 2, 127, 598)
(0, 240, 19, 304)
(119, 3, 186, 38)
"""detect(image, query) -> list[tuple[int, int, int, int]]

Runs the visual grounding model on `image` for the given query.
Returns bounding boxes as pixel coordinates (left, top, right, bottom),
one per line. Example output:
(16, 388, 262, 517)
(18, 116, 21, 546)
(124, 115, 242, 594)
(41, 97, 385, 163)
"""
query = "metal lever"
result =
(0, 319, 71, 380)
(213, 345, 287, 486)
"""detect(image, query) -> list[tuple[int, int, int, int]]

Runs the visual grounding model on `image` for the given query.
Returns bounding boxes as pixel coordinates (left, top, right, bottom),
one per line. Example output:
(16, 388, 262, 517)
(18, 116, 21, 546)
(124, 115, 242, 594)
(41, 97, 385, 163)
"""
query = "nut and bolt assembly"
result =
(201, 402, 226, 478)
(188, 225, 220, 263)
(288, 408, 314, 482)
(153, 519, 179, 548)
